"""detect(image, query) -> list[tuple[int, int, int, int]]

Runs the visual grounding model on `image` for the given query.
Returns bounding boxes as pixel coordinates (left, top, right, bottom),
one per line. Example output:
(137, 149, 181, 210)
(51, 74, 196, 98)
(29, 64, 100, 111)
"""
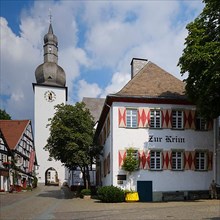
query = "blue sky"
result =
(1, 1, 34, 34)
(0, 0, 204, 122)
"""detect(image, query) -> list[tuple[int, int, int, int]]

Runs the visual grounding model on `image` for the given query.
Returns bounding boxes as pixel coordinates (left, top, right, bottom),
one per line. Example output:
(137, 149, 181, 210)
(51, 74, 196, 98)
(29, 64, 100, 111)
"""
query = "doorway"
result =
(137, 181, 153, 202)
(45, 167, 59, 186)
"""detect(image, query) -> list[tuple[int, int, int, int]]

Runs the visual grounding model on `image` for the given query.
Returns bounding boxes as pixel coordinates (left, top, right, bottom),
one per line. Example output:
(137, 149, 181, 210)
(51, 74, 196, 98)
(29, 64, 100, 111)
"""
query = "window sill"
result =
(149, 169, 163, 171)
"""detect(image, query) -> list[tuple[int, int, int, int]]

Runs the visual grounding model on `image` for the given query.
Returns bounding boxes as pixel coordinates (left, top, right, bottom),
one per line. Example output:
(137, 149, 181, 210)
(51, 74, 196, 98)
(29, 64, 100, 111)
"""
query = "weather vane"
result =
(49, 8, 52, 24)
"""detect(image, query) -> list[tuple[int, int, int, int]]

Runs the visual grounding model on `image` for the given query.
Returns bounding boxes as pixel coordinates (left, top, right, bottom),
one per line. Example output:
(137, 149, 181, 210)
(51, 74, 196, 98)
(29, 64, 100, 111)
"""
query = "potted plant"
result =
(122, 147, 139, 202)
(80, 188, 91, 199)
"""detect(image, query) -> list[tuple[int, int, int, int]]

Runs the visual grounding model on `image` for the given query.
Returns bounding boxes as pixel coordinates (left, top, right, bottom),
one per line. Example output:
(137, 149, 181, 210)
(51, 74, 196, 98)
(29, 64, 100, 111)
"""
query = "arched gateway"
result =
(45, 167, 59, 186)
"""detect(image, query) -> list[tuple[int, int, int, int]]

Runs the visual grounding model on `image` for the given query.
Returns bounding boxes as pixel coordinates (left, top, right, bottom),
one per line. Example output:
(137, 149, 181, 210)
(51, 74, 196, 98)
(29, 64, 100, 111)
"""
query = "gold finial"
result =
(49, 8, 52, 24)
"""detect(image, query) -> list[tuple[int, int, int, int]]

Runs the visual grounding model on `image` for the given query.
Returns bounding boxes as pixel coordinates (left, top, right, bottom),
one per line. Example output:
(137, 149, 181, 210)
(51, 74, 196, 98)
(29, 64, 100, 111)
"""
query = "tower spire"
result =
(34, 14, 66, 87)
(49, 8, 52, 24)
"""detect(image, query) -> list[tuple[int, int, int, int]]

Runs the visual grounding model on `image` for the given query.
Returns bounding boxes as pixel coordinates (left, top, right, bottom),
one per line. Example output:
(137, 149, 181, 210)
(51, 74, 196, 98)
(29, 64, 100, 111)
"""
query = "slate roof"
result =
(82, 97, 105, 123)
(0, 120, 30, 150)
(116, 61, 186, 99)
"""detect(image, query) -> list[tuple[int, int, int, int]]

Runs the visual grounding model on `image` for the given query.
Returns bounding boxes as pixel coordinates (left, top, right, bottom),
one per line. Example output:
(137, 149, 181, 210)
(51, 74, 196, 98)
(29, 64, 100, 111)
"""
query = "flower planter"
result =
(125, 192, 139, 202)
(83, 195, 91, 199)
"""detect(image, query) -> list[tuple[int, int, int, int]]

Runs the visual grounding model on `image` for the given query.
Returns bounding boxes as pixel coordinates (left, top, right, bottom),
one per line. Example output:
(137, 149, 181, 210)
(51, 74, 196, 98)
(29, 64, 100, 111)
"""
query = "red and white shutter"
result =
(118, 150, 126, 169)
(163, 151, 172, 170)
(138, 108, 150, 128)
(184, 151, 195, 170)
(184, 110, 196, 129)
(162, 109, 172, 128)
(118, 108, 126, 127)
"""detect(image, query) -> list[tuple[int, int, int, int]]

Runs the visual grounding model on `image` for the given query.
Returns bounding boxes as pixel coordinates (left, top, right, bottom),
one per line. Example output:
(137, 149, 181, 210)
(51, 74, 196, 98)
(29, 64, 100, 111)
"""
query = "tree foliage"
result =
(44, 102, 102, 188)
(178, 0, 220, 119)
(0, 109, 11, 120)
(122, 148, 139, 173)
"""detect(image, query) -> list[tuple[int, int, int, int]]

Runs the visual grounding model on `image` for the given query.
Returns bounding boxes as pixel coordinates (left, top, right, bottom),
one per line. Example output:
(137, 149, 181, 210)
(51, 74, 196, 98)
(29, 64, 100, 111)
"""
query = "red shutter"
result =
(118, 108, 126, 127)
(162, 109, 172, 128)
(184, 110, 196, 129)
(146, 150, 151, 170)
(118, 150, 126, 169)
(163, 151, 172, 170)
(138, 108, 150, 128)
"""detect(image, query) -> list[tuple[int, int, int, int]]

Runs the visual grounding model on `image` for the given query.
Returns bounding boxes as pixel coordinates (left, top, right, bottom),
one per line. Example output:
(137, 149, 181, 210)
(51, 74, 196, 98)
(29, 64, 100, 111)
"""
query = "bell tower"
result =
(33, 21, 67, 185)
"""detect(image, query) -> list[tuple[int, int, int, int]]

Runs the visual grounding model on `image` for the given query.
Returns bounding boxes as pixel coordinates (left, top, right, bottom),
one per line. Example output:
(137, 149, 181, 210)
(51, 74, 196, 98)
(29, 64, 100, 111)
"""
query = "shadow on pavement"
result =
(37, 186, 76, 199)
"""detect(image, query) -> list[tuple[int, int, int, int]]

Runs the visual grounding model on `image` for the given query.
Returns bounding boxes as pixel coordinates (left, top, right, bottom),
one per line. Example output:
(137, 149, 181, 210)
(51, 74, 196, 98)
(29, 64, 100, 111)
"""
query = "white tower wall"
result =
(34, 85, 67, 184)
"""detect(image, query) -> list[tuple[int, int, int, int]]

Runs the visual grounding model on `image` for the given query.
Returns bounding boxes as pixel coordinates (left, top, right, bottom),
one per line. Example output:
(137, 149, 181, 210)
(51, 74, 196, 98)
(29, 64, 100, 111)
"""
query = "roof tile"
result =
(116, 61, 186, 99)
(0, 120, 30, 150)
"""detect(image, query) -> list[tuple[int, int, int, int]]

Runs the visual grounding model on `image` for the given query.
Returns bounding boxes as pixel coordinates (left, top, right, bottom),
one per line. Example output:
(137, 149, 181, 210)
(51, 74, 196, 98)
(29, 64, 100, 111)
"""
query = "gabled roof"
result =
(116, 61, 186, 99)
(94, 60, 191, 140)
(82, 97, 105, 123)
(0, 120, 30, 150)
(0, 129, 10, 152)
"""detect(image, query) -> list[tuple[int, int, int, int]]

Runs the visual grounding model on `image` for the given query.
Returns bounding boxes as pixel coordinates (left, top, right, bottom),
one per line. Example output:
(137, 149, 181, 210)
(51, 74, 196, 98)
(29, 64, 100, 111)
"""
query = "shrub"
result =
(97, 185, 125, 203)
(81, 189, 91, 196)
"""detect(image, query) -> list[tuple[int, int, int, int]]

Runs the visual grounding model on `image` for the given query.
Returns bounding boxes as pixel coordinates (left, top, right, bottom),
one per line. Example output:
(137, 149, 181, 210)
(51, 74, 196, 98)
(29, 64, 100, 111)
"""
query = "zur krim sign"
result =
(149, 135, 185, 143)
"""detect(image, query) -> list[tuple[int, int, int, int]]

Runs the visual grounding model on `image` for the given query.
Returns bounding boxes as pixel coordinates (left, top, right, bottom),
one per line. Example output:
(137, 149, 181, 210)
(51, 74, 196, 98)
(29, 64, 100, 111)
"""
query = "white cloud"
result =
(0, 17, 39, 120)
(60, 47, 90, 102)
(0, 0, 204, 121)
(77, 80, 102, 101)
(103, 71, 131, 97)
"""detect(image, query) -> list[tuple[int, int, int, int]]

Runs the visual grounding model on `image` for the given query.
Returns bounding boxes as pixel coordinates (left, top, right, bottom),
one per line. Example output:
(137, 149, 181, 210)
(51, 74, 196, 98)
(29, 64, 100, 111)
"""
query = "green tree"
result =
(122, 148, 139, 173)
(44, 102, 102, 189)
(122, 147, 139, 191)
(178, 0, 220, 119)
(0, 109, 11, 120)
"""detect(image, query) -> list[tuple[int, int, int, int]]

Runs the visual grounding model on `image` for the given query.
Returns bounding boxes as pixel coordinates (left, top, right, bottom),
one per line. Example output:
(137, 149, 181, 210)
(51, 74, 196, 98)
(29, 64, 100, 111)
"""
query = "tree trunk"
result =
(85, 164, 91, 189)
(81, 165, 91, 189)
(81, 167, 86, 189)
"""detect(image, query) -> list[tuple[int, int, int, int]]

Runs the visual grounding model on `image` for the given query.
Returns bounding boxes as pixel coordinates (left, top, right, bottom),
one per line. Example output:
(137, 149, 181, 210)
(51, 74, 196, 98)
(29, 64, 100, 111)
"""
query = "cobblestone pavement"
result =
(0, 184, 219, 220)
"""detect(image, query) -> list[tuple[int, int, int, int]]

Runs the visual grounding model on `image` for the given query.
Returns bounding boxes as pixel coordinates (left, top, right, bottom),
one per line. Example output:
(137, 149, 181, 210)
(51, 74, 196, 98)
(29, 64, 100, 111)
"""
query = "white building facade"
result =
(95, 59, 215, 201)
(33, 23, 68, 185)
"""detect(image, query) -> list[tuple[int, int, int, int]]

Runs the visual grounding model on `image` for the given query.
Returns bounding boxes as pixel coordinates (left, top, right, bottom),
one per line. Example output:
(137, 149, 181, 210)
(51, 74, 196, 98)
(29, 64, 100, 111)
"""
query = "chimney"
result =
(130, 58, 148, 79)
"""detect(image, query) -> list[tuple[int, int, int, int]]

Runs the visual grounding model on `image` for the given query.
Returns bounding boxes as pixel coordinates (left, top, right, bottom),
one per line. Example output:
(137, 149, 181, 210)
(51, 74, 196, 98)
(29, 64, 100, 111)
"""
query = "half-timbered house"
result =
(0, 120, 37, 191)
